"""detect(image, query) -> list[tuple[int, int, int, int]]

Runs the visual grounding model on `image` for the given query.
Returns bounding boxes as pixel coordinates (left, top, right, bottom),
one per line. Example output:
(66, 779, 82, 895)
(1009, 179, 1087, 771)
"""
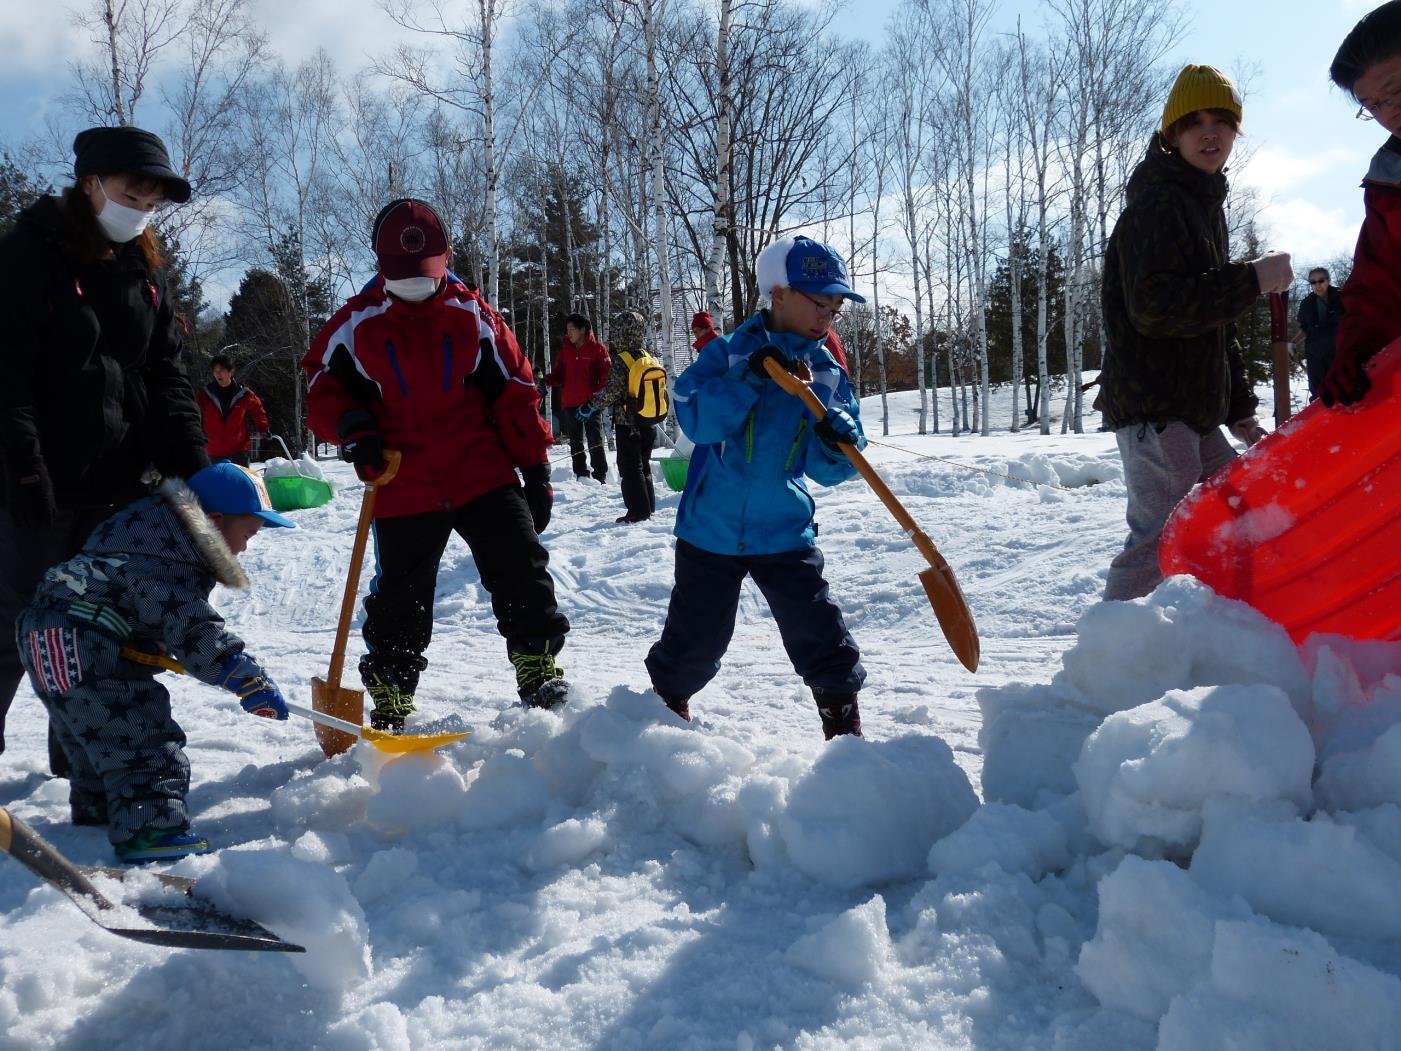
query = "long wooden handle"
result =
(325, 451, 400, 690)
(0, 806, 110, 911)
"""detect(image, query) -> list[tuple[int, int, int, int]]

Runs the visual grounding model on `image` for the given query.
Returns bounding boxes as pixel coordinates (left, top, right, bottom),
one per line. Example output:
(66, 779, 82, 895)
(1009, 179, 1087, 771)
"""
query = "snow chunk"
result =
(458, 751, 549, 830)
(364, 752, 469, 834)
(784, 895, 892, 991)
(1074, 685, 1314, 855)
(525, 817, 610, 872)
(1157, 921, 1401, 1051)
(928, 802, 1071, 880)
(193, 849, 371, 992)
(1190, 800, 1401, 942)
(1076, 855, 1252, 1021)
(779, 735, 977, 888)
(322, 1002, 411, 1051)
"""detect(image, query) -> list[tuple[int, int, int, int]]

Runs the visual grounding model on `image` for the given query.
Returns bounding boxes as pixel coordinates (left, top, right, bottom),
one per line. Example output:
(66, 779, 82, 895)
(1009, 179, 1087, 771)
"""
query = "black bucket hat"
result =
(72, 126, 192, 204)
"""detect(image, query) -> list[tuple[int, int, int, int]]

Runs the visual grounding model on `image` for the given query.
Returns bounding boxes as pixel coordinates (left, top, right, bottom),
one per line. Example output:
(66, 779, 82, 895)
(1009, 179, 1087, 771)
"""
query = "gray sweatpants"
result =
(1104, 421, 1237, 602)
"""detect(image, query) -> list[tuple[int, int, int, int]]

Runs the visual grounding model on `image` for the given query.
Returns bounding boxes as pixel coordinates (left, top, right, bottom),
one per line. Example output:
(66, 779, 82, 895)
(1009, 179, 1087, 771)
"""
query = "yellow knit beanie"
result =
(1161, 65, 1242, 135)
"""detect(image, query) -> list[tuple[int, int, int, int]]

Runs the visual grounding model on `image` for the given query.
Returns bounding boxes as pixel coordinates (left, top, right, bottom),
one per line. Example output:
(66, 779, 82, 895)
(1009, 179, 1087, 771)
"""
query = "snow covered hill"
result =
(4, 380, 1399, 1051)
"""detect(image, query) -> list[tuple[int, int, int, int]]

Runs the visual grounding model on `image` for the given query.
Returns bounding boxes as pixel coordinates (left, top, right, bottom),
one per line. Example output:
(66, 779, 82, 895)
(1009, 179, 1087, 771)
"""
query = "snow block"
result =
(1074, 684, 1315, 855)
(780, 735, 977, 889)
(927, 802, 1071, 880)
(784, 895, 892, 991)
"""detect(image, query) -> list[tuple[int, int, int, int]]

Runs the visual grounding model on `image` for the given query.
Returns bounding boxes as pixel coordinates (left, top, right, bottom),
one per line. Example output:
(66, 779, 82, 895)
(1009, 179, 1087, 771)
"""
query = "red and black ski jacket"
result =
(546, 334, 610, 409)
(198, 381, 269, 460)
(303, 278, 552, 520)
(1337, 136, 1401, 370)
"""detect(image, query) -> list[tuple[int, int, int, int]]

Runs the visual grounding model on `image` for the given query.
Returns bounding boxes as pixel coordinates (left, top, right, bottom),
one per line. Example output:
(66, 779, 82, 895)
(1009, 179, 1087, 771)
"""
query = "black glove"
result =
(748, 345, 795, 380)
(1318, 352, 1372, 408)
(6, 464, 56, 529)
(814, 406, 863, 451)
(337, 409, 385, 471)
(521, 463, 553, 534)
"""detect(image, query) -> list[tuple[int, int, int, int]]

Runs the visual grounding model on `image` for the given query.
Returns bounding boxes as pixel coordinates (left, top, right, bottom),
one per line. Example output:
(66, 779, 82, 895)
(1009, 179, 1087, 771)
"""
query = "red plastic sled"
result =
(1159, 337, 1401, 644)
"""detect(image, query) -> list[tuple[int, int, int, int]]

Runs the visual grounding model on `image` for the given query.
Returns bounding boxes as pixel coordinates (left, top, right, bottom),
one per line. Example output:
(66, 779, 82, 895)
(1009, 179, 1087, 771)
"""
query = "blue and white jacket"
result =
(673, 312, 864, 556)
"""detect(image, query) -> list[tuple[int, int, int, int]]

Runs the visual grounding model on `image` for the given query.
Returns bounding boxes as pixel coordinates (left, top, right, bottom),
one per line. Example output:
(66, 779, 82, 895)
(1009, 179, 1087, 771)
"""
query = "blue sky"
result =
(0, 0, 1386, 275)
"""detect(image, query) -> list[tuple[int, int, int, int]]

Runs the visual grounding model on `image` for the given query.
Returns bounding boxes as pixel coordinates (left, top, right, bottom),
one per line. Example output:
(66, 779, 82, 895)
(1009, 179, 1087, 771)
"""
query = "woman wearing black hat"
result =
(0, 125, 209, 796)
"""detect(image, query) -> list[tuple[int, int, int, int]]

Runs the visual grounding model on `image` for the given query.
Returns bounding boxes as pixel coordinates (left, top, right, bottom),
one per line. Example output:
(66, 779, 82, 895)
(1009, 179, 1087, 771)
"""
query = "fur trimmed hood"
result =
(157, 478, 249, 589)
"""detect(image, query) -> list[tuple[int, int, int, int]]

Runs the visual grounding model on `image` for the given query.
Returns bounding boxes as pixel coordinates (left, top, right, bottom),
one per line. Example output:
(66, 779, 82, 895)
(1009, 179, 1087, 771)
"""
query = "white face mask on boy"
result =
(94, 180, 153, 243)
(383, 276, 440, 302)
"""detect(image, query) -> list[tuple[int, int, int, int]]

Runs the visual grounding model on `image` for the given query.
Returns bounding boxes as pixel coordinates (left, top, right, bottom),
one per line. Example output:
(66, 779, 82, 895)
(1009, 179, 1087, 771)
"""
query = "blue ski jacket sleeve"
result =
(671, 312, 863, 556)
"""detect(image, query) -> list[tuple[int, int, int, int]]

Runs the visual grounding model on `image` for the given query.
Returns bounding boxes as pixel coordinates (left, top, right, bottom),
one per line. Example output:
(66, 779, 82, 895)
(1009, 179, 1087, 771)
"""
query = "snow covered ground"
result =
(5, 379, 1401, 1050)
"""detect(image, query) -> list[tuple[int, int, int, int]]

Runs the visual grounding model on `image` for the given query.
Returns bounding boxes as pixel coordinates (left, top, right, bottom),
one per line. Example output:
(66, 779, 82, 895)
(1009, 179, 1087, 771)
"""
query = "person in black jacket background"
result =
(0, 126, 209, 778)
(1293, 267, 1345, 399)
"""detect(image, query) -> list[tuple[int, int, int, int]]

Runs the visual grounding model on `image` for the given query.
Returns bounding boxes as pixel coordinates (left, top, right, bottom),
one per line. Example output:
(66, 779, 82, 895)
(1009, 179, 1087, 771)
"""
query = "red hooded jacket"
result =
(302, 279, 551, 519)
(546, 334, 610, 408)
(198, 382, 269, 459)
(1337, 138, 1401, 369)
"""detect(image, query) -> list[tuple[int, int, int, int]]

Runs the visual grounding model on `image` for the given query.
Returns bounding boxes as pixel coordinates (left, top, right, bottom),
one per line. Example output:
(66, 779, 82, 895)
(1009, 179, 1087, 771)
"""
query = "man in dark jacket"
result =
(546, 315, 610, 482)
(198, 355, 270, 466)
(1098, 65, 1292, 601)
(1318, 2, 1401, 410)
(0, 126, 208, 766)
(1293, 269, 1345, 399)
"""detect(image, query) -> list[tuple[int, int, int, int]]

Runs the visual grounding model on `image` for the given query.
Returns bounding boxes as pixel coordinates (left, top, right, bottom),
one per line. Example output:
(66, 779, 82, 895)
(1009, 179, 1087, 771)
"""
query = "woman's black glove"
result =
(337, 409, 386, 472)
(6, 465, 56, 529)
(521, 464, 553, 534)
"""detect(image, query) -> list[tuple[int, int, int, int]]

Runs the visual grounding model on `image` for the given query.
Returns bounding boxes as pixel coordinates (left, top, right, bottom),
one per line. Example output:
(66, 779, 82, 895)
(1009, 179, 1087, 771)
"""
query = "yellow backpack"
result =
(619, 350, 670, 424)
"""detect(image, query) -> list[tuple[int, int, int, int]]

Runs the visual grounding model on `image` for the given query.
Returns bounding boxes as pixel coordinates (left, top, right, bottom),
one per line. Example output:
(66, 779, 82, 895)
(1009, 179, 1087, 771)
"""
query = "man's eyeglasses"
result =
(792, 288, 844, 321)
(1356, 84, 1401, 121)
(1310, 279, 1328, 285)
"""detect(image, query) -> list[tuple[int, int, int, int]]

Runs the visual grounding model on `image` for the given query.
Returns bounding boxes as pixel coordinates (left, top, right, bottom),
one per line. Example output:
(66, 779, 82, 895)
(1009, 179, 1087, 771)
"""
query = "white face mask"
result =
(384, 276, 440, 302)
(94, 180, 153, 243)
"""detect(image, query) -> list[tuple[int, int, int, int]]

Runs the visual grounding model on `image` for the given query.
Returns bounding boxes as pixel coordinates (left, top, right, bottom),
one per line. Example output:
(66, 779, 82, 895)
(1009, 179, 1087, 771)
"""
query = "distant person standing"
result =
(690, 311, 720, 353)
(546, 314, 610, 482)
(1293, 268, 1345, 400)
(594, 309, 663, 524)
(198, 355, 270, 466)
(0, 125, 208, 773)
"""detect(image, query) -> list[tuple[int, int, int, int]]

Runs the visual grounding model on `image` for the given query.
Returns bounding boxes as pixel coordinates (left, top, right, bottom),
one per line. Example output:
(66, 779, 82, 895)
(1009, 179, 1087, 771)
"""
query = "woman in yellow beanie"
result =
(1097, 64, 1293, 601)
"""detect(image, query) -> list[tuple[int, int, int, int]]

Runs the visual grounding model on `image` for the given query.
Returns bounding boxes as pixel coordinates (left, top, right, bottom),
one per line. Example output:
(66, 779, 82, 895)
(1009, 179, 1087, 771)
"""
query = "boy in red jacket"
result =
(546, 314, 610, 482)
(197, 355, 269, 467)
(1321, 2, 1401, 408)
(302, 199, 570, 727)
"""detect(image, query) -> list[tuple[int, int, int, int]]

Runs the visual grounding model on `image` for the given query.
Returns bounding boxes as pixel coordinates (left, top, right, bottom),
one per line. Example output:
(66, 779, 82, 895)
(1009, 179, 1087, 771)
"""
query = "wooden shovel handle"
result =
(325, 450, 401, 689)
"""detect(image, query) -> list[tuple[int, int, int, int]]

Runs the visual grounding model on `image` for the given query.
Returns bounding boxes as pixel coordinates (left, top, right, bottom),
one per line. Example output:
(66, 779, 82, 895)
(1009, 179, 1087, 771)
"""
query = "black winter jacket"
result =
(1099, 135, 1260, 434)
(1296, 287, 1344, 356)
(0, 196, 208, 511)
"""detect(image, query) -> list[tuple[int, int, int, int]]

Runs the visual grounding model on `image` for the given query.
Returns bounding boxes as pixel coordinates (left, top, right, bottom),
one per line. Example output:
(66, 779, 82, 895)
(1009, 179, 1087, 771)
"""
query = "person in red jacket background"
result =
(546, 314, 610, 482)
(690, 310, 720, 353)
(197, 355, 269, 466)
(302, 198, 570, 727)
(1320, 2, 1401, 409)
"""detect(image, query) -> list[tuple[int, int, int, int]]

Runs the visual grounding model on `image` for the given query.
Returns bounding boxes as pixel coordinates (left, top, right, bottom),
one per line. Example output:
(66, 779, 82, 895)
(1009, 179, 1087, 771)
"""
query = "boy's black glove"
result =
(1318, 352, 1372, 408)
(6, 464, 56, 529)
(337, 409, 386, 471)
(748, 345, 795, 380)
(521, 463, 553, 534)
(814, 406, 864, 451)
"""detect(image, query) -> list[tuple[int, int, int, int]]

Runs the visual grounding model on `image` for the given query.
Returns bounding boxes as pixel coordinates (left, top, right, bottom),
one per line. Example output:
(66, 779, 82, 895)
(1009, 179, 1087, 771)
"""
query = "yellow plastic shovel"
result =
(285, 701, 468, 754)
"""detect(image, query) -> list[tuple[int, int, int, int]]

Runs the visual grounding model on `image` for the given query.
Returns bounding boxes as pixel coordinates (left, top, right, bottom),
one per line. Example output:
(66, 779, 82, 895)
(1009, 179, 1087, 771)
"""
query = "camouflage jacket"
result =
(1099, 135, 1260, 433)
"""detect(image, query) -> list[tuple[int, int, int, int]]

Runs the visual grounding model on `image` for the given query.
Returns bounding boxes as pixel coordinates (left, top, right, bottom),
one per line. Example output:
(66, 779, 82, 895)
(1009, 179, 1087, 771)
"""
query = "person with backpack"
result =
(302, 198, 570, 727)
(0, 126, 209, 779)
(644, 235, 869, 740)
(198, 354, 270, 466)
(591, 309, 669, 524)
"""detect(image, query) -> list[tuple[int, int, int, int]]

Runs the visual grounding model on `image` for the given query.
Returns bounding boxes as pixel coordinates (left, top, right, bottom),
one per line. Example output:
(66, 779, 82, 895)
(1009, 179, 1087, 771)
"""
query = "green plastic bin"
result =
(264, 474, 334, 512)
(660, 456, 690, 492)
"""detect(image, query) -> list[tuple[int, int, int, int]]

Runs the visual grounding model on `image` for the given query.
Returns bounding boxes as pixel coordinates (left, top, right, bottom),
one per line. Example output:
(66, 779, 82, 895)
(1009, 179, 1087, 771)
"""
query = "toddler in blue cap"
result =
(16, 464, 294, 861)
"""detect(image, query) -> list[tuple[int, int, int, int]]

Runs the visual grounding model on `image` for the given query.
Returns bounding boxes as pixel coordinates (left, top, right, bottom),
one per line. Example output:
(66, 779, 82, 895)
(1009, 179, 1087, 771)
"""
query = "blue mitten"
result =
(218, 653, 289, 720)
(814, 406, 865, 452)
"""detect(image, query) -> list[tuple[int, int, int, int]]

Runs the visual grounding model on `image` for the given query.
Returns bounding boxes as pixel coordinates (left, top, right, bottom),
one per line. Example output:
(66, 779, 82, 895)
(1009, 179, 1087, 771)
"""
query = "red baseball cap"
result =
(372, 198, 449, 280)
(691, 311, 714, 329)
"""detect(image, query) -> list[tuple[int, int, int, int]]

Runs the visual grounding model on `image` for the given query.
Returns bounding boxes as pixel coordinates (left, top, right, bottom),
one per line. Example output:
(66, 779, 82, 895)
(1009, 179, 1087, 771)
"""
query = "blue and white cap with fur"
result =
(755, 235, 866, 303)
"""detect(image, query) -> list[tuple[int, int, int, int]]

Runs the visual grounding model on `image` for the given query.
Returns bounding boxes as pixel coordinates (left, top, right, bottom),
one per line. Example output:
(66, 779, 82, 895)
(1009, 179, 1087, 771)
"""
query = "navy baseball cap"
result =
(756, 235, 866, 303)
(187, 464, 297, 528)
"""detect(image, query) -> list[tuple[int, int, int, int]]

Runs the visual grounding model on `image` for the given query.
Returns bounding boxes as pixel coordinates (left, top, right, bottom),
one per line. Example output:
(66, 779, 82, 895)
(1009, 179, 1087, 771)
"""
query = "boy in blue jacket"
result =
(645, 236, 868, 739)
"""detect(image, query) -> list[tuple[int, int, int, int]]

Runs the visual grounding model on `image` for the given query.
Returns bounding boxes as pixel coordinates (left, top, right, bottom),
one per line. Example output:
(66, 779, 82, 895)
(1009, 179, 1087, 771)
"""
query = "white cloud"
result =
(0, 10, 87, 75)
(1250, 196, 1361, 265)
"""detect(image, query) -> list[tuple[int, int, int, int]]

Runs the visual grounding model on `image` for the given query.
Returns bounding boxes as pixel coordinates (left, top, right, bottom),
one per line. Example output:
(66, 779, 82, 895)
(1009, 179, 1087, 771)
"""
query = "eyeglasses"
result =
(791, 288, 845, 321)
(1310, 278, 1328, 285)
(1356, 84, 1401, 121)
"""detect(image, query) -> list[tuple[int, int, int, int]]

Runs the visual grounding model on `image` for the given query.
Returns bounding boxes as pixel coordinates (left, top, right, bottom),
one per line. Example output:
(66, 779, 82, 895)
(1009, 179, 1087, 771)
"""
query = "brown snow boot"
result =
(813, 688, 862, 740)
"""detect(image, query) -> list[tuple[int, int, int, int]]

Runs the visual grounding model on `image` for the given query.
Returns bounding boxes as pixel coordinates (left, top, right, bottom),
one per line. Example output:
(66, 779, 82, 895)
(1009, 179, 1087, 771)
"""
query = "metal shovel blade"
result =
(309, 676, 362, 757)
(919, 565, 980, 673)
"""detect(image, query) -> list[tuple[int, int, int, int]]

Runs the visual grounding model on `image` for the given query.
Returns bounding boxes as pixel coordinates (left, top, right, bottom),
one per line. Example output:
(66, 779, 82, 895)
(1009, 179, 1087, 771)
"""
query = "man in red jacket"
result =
(690, 311, 719, 353)
(302, 198, 570, 727)
(197, 356, 269, 467)
(1321, 2, 1401, 408)
(546, 314, 610, 482)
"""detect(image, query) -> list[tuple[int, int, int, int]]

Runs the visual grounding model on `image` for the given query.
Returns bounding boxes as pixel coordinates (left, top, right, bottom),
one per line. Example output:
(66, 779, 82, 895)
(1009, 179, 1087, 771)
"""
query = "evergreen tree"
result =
(0, 151, 52, 237)
(984, 235, 1069, 384)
